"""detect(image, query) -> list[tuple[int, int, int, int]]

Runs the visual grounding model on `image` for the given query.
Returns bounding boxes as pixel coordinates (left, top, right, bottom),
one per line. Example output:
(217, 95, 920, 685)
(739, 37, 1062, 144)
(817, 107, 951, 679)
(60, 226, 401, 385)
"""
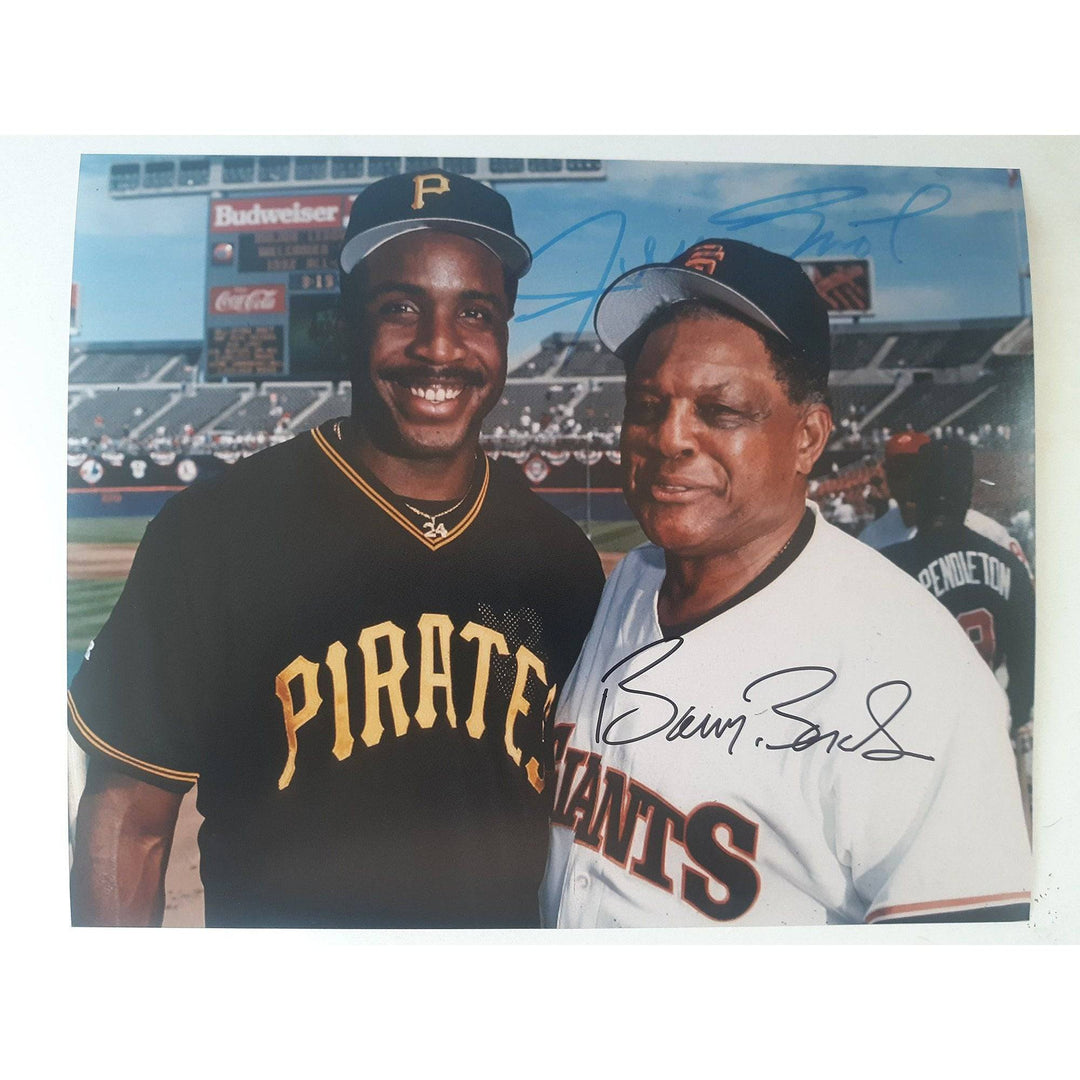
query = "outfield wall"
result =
(68, 453, 634, 521)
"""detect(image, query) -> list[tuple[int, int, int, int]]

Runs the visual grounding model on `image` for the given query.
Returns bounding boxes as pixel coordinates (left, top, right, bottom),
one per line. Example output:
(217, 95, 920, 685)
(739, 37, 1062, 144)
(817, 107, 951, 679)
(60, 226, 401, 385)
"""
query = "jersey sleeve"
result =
(833, 620, 1031, 923)
(67, 496, 224, 793)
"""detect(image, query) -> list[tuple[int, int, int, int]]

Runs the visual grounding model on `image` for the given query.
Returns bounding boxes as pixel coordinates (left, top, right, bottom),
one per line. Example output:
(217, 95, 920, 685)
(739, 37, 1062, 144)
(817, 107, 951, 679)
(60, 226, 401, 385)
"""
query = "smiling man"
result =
(540, 239, 1031, 927)
(68, 170, 605, 928)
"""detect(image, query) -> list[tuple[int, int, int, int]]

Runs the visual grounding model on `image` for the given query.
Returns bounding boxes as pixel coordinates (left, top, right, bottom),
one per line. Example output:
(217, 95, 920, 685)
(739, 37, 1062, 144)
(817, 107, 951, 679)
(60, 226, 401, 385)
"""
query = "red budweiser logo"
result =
(210, 285, 286, 315)
(211, 196, 345, 232)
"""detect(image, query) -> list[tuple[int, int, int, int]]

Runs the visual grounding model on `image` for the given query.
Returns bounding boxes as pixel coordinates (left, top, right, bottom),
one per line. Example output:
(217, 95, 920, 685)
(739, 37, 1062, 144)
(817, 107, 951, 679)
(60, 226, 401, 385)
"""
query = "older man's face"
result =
(621, 313, 830, 560)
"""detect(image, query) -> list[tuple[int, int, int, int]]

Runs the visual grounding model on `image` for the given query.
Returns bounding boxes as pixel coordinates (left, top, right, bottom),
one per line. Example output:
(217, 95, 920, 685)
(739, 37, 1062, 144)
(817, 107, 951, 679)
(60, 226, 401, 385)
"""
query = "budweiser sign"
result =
(210, 285, 286, 316)
(211, 196, 345, 232)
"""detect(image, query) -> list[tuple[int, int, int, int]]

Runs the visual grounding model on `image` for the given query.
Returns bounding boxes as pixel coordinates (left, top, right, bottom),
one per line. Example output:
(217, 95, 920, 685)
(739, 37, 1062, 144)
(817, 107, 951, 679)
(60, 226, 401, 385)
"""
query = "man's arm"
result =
(70, 757, 184, 927)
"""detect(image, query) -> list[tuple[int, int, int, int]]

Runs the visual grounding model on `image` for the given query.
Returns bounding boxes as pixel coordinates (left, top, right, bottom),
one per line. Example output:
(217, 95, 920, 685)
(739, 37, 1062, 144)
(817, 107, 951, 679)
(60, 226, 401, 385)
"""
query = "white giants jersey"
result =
(541, 506, 1031, 928)
(861, 504, 1031, 575)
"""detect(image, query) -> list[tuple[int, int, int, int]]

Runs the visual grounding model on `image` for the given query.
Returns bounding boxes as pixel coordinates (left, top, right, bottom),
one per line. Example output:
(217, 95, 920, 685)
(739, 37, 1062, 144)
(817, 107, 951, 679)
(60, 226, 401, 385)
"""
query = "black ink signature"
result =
(742, 667, 933, 763)
(596, 639, 748, 753)
(594, 640, 934, 763)
(514, 184, 952, 338)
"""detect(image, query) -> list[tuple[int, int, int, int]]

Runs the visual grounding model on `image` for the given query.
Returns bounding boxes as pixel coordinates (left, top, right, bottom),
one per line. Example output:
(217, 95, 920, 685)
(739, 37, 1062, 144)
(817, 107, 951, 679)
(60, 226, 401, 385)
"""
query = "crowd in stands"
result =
(485, 380, 621, 451)
(833, 419, 1022, 454)
(809, 439, 1034, 563)
(69, 322, 1035, 541)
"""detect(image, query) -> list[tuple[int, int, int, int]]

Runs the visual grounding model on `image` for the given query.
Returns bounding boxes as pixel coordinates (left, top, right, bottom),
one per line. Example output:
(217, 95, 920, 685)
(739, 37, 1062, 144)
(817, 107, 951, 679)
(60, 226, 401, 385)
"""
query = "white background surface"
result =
(3, 5, 1077, 1074)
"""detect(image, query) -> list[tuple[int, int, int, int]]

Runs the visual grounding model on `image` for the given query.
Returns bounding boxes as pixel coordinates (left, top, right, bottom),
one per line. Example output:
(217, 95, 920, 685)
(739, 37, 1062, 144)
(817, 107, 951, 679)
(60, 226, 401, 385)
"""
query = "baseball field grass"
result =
(66, 516, 151, 662)
(581, 518, 648, 553)
(67, 515, 152, 545)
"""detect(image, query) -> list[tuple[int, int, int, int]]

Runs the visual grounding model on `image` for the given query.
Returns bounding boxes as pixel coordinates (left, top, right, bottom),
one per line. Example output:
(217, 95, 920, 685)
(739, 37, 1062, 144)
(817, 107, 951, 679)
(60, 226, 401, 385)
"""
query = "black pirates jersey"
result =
(68, 422, 606, 928)
(882, 524, 1034, 732)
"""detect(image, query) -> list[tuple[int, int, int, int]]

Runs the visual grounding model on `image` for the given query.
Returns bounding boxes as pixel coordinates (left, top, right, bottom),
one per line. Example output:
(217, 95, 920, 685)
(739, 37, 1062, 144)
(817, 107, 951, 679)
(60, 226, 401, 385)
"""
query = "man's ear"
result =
(796, 402, 833, 477)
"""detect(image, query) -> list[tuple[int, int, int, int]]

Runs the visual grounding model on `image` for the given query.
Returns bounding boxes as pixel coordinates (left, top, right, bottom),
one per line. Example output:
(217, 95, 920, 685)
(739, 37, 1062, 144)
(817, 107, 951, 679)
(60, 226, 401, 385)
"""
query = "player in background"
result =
(882, 440, 1035, 830)
(540, 239, 1030, 928)
(68, 170, 605, 928)
(859, 430, 1033, 577)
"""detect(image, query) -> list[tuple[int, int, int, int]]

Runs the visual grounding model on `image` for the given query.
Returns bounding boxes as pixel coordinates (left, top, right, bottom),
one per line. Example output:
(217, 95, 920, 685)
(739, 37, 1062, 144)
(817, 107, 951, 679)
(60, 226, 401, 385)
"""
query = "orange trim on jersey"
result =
(865, 890, 1030, 924)
(67, 690, 199, 785)
(311, 426, 489, 551)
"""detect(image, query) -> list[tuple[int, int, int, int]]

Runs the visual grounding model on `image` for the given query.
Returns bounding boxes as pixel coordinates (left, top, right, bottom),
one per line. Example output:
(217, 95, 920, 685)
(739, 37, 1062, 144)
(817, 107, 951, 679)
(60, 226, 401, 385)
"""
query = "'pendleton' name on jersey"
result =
(916, 547, 1013, 601)
(882, 524, 1035, 729)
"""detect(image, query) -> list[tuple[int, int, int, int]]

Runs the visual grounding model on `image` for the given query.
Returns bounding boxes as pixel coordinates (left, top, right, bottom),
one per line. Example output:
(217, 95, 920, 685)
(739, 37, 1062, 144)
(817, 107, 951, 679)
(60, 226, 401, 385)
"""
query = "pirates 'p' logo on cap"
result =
(411, 172, 451, 211)
(681, 242, 726, 275)
(339, 168, 532, 277)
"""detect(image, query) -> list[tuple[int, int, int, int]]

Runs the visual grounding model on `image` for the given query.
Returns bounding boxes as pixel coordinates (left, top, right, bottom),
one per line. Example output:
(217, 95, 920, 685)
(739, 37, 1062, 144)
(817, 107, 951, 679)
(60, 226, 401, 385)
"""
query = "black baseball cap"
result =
(594, 238, 830, 376)
(339, 169, 532, 278)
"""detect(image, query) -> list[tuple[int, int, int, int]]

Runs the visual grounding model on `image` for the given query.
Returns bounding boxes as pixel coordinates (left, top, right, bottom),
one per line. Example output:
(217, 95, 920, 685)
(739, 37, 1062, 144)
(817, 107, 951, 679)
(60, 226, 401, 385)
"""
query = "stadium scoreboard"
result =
(205, 193, 356, 379)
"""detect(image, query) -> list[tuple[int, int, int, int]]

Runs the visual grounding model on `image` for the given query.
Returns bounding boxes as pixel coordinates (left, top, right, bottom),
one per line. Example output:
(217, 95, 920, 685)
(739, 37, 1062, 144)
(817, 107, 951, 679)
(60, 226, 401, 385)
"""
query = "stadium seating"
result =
(294, 384, 353, 432)
(64, 318, 1034, 459)
(214, 384, 325, 435)
(485, 381, 581, 433)
(828, 331, 896, 370)
(147, 385, 247, 437)
(574, 381, 625, 429)
(952, 367, 1034, 436)
(559, 337, 623, 377)
(512, 333, 575, 377)
(67, 388, 178, 440)
(70, 348, 198, 383)
(513, 346, 564, 378)
(882, 325, 1008, 369)
(895, 380, 997, 431)
(828, 383, 893, 418)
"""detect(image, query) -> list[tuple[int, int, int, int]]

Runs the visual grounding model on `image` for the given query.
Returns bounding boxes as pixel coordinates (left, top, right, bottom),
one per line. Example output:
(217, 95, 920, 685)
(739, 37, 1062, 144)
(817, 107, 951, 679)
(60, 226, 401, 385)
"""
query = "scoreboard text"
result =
(206, 194, 354, 379)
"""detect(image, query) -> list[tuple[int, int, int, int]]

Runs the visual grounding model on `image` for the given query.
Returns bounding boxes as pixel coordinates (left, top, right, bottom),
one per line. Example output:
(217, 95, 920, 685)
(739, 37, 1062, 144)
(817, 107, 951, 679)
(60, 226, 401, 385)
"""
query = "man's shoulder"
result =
(857, 504, 909, 549)
(877, 534, 917, 569)
(152, 434, 318, 529)
(486, 458, 600, 560)
(964, 508, 1031, 574)
(809, 516, 967, 635)
(964, 507, 1013, 548)
(602, 542, 665, 596)
(960, 525, 1031, 581)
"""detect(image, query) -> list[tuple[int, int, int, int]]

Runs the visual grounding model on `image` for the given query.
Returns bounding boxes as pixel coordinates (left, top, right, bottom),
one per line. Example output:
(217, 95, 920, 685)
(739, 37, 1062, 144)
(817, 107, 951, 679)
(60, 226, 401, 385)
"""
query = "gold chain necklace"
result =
(401, 492, 471, 539)
(332, 419, 475, 539)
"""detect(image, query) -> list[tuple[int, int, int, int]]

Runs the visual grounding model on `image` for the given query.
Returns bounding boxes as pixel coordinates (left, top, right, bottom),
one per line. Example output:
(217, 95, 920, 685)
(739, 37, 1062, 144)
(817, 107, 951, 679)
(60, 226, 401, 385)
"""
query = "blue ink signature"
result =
(708, 183, 951, 262)
(514, 184, 951, 334)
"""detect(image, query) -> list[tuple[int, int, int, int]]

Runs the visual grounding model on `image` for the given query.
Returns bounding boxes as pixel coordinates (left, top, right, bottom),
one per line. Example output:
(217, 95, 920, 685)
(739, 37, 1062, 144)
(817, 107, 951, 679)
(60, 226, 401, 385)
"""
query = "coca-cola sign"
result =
(210, 285, 286, 316)
(211, 196, 345, 233)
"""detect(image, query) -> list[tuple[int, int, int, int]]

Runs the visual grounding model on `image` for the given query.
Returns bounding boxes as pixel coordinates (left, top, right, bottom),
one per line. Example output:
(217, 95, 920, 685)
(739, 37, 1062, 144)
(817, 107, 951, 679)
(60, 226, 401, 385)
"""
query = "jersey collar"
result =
(660, 506, 817, 639)
(311, 423, 490, 551)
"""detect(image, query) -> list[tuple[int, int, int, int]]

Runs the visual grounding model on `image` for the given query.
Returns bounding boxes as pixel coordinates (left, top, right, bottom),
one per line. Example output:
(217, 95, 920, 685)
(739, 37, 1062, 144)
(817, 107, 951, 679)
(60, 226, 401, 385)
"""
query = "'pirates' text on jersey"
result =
(69, 423, 605, 928)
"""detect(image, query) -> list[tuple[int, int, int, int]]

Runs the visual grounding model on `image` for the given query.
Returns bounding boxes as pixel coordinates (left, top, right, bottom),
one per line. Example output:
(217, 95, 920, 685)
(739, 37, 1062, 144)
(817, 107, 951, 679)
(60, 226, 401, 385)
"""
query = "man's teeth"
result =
(409, 385, 463, 403)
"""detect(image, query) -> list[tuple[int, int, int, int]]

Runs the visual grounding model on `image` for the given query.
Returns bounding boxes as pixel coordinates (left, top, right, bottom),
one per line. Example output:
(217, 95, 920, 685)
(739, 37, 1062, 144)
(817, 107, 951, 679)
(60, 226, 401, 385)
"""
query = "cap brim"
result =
(340, 218, 532, 278)
(594, 264, 789, 361)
